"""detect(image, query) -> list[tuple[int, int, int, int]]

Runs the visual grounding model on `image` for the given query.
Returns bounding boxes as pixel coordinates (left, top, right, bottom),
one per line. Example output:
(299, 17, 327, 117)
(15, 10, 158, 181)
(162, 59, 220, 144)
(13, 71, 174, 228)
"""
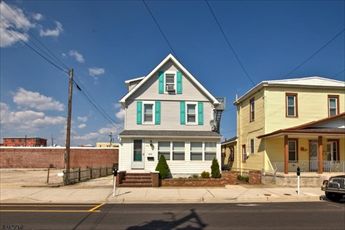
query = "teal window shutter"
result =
(176, 71, 182, 94)
(198, 102, 204, 125)
(158, 71, 164, 94)
(180, 101, 185, 125)
(136, 101, 142, 125)
(155, 101, 161, 125)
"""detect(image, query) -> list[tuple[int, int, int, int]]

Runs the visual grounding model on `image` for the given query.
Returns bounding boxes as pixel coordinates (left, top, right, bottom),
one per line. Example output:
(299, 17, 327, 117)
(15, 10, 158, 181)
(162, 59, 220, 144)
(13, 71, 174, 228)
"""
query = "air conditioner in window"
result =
(166, 84, 175, 92)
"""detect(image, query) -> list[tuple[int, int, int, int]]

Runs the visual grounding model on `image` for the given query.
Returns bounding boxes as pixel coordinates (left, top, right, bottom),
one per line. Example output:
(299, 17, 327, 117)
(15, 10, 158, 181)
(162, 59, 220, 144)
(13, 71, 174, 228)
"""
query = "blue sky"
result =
(1, 0, 344, 146)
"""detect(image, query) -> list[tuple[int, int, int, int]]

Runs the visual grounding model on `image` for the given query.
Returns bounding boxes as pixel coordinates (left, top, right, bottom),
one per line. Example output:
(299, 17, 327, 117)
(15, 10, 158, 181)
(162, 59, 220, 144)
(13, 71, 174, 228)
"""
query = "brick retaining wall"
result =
(0, 147, 118, 168)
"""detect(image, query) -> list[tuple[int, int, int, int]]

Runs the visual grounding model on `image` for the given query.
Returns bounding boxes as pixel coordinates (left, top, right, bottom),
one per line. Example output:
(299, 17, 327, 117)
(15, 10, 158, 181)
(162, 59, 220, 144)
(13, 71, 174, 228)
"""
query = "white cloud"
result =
(13, 88, 64, 111)
(78, 123, 86, 129)
(77, 116, 88, 122)
(73, 124, 122, 141)
(39, 21, 63, 37)
(32, 13, 43, 21)
(0, 102, 65, 131)
(0, 1, 33, 47)
(115, 109, 125, 120)
(88, 67, 105, 77)
(68, 50, 85, 63)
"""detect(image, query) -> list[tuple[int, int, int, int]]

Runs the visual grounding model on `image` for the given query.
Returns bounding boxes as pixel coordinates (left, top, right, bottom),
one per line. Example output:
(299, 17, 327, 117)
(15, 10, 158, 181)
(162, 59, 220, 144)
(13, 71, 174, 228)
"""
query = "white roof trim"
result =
(124, 76, 145, 85)
(234, 76, 345, 105)
(120, 54, 220, 104)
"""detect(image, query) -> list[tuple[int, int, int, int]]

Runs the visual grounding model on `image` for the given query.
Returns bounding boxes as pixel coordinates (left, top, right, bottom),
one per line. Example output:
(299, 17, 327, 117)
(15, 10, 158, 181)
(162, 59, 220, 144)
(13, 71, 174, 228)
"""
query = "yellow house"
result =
(233, 76, 345, 174)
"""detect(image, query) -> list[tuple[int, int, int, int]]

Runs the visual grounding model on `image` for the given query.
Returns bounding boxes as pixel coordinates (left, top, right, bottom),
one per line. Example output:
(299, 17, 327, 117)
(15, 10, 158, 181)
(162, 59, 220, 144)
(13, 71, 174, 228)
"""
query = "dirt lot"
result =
(0, 168, 64, 188)
(0, 168, 113, 189)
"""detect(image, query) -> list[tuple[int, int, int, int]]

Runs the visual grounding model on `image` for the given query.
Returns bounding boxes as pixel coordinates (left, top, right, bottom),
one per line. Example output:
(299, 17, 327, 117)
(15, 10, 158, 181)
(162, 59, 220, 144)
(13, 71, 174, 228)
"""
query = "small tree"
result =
(155, 155, 171, 179)
(211, 158, 221, 178)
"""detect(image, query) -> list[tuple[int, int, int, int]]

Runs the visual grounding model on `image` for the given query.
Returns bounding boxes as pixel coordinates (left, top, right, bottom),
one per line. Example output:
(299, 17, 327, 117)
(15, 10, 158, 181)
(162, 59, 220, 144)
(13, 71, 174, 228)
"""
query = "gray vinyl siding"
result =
(125, 100, 214, 131)
(127, 61, 209, 102)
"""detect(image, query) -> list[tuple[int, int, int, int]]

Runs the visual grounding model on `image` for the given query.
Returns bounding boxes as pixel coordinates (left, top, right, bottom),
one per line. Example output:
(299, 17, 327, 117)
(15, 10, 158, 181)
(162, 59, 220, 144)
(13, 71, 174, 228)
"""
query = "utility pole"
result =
(64, 68, 74, 185)
(109, 132, 113, 147)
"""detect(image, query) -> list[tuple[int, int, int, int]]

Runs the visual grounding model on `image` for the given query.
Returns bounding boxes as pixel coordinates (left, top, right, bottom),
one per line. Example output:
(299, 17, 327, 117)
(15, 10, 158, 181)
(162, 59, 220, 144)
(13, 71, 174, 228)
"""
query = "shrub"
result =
(211, 158, 221, 178)
(201, 171, 210, 178)
(155, 155, 171, 179)
(237, 175, 249, 183)
(192, 174, 199, 179)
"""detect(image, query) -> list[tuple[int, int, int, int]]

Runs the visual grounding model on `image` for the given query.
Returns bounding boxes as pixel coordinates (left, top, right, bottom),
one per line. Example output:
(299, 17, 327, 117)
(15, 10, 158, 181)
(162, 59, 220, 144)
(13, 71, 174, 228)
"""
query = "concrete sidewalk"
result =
(0, 175, 324, 204)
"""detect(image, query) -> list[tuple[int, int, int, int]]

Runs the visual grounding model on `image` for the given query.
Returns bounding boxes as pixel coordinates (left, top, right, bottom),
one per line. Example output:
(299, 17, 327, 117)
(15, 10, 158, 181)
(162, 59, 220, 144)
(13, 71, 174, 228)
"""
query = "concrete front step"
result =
(119, 183, 153, 187)
(122, 179, 152, 183)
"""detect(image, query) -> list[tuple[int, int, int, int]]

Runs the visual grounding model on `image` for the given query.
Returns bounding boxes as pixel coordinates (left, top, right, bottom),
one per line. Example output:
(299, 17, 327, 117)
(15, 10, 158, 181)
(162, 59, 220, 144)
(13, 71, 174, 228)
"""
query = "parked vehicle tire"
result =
(325, 192, 342, 201)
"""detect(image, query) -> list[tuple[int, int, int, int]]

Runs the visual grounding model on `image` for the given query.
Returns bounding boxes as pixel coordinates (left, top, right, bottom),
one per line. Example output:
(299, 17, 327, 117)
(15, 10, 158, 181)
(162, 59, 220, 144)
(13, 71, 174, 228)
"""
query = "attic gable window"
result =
(165, 72, 176, 93)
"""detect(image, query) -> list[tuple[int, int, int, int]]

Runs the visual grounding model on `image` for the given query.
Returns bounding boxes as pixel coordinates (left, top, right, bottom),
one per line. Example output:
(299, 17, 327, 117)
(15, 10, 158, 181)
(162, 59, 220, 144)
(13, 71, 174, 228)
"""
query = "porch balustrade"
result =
(269, 160, 345, 174)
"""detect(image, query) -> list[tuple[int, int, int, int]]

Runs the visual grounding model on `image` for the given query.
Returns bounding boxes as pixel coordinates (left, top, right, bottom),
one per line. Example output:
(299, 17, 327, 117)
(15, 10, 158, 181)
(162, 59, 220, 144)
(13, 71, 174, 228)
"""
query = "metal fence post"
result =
(78, 168, 81, 182)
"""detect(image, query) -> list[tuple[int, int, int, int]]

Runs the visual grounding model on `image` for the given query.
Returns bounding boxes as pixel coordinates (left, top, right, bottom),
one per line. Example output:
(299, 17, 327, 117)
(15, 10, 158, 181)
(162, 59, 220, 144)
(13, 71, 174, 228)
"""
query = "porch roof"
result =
(258, 113, 345, 139)
(119, 130, 221, 139)
(258, 128, 345, 139)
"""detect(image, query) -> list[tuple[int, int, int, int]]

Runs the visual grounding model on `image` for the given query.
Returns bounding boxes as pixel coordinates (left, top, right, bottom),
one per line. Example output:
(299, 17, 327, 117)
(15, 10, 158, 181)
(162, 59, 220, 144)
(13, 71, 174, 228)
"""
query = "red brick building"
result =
(3, 137, 47, 147)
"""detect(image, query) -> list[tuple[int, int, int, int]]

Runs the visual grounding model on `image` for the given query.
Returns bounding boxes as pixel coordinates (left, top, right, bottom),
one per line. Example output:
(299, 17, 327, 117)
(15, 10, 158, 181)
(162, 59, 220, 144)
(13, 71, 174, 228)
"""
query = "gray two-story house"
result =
(119, 54, 224, 177)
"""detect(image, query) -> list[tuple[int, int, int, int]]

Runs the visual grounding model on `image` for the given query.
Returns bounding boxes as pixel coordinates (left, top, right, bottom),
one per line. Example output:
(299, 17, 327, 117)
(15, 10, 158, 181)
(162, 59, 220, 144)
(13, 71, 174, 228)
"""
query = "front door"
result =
(309, 141, 318, 172)
(132, 140, 144, 169)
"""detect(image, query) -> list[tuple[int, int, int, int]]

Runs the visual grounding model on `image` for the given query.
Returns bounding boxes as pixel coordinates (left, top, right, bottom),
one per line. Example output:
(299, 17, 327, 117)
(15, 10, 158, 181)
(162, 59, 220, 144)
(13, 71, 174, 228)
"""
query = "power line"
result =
(284, 28, 345, 77)
(7, 29, 117, 126)
(334, 68, 345, 77)
(205, 0, 255, 86)
(3, 2, 70, 71)
(142, 0, 177, 56)
(7, 30, 68, 74)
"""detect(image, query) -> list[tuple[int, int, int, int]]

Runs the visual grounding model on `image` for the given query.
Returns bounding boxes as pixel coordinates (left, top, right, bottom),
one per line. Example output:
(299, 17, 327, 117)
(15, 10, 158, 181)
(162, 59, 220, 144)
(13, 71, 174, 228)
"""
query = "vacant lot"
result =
(0, 168, 64, 188)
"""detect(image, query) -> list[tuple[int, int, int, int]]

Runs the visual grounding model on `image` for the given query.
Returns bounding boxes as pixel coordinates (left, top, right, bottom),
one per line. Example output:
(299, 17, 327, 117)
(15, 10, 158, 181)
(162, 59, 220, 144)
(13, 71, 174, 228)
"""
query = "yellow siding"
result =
(237, 89, 265, 171)
(264, 87, 345, 133)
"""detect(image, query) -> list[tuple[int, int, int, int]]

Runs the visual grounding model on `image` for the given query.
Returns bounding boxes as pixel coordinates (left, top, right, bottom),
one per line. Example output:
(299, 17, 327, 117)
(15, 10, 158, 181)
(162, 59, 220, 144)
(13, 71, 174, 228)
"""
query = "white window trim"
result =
(204, 142, 217, 161)
(142, 101, 155, 125)
(190, 142, 203, 161)
(288, 140, 297, 162)
(185, 102, 198, 125)
(287, 95, 297, 117)
(164, 71, 176, 93)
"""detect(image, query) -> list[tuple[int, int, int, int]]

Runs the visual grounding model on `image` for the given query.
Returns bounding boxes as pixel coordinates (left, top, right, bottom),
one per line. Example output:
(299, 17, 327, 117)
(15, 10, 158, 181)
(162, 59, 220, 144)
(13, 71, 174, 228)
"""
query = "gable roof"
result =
(120, 54, 220, 104)
(124, 76, 145, 85)
(235, 76, 345, 105)
(258, 112, 345, 139)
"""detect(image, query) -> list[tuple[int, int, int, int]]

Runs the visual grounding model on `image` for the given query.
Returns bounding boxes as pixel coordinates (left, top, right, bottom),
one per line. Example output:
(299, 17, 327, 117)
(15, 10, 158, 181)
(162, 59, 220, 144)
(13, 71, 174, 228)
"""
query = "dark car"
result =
(321, 175, 345, 202)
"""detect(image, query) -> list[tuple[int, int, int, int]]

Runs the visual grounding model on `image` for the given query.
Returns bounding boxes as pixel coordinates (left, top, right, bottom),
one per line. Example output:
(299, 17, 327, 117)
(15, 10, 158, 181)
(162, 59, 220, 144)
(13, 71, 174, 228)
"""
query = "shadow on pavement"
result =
(127, 209, 207, 230)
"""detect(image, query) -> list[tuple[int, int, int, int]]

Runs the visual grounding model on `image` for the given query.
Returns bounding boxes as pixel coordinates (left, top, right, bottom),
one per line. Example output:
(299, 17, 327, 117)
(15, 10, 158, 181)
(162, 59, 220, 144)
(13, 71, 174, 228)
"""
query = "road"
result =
(0, 202, 344, 230)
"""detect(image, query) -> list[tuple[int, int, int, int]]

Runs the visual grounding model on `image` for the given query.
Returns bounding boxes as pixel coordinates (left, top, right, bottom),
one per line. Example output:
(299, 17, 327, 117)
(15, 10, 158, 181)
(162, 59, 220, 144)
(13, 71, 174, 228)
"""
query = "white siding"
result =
(120, 138, 221, 176)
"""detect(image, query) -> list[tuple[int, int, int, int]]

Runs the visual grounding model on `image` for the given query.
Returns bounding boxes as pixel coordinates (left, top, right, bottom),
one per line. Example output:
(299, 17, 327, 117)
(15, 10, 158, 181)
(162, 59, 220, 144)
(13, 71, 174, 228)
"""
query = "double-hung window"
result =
(288, 139, 298, 162)
(250, 139, 255, 154)
(173, 142, 185, 160)
(143, 102, 154, 124)
(186, 103, 197, 124)
(286, 93, 298, 117)
(205, 142, 216, 161)
(190, 142, 202, 161)
(249, 98, 255, 122)
(165, 73, 176, 93)
(326, 140, 339, 162)
(328, 95, 339, 117)
(158, 142, 170, 160)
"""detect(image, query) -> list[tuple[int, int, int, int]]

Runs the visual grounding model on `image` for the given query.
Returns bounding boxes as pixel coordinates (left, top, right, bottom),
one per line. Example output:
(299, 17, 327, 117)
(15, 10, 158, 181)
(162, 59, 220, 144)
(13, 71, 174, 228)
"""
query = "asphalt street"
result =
(0, 201, 344, 230)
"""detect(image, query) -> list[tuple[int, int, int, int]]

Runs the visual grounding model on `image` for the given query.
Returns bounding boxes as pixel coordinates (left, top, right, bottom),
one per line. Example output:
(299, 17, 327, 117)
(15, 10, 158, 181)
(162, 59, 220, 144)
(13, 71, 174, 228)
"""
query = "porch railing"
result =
(269, 161, 345, 173)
